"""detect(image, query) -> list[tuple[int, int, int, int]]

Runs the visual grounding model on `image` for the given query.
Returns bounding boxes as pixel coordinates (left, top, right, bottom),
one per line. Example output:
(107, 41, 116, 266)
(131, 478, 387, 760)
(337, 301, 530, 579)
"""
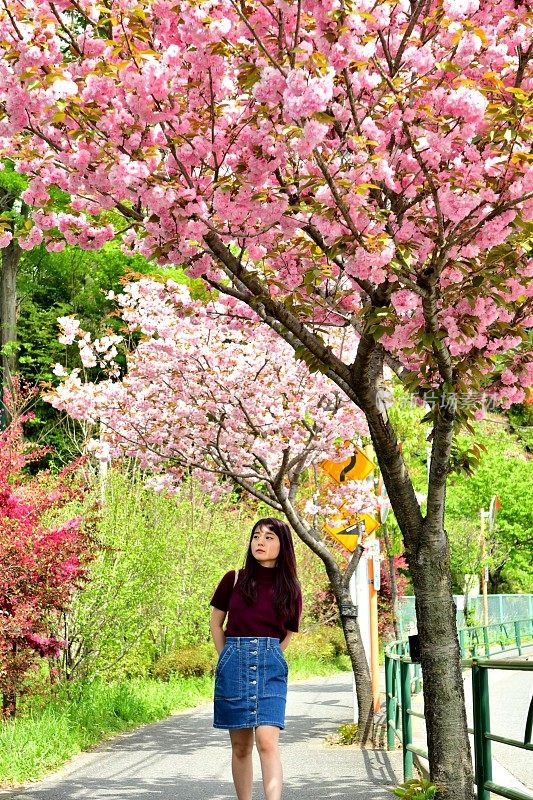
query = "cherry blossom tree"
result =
(1, 0, 532, 793)
(45, 277, 380, 735)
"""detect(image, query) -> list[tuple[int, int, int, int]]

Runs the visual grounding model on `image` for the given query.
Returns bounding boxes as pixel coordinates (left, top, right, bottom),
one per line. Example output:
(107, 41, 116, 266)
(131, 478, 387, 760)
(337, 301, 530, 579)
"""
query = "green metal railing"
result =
(472, 659, 533, 800)
(384, 617, 533, 800)
(459, 618, 533, 659)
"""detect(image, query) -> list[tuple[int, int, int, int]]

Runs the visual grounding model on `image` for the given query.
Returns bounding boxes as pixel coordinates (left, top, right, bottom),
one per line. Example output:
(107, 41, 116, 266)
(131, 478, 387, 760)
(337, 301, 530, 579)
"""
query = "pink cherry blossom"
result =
(0, 231, 13, 248)
(46, 279, 373, 523)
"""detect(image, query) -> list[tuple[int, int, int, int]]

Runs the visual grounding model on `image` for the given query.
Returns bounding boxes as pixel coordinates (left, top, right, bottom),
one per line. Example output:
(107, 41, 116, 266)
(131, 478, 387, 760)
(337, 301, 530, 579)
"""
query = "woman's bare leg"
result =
(229, 728, 254, 800)
(255, 725, 283, 800)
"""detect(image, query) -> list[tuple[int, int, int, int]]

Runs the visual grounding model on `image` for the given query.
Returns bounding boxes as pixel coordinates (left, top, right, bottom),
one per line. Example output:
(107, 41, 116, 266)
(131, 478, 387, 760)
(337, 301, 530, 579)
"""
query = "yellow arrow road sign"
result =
(324, 512, 379, 551)
(321, 445, 375, 484)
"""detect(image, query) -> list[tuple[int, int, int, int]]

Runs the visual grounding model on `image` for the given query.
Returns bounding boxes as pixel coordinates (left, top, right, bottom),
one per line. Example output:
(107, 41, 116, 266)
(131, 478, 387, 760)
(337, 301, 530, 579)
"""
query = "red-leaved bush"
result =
(0, 385, 95, 717)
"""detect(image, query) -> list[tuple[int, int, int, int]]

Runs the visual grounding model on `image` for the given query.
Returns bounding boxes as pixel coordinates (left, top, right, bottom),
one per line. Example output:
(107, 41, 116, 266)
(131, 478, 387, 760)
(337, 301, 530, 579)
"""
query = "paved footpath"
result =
(1, 673, 403, 800)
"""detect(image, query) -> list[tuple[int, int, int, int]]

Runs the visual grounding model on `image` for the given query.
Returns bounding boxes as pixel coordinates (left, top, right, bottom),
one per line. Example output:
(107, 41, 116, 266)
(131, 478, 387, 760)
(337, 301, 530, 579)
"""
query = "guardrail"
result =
(472, 659, 533, 800)
(384, 617, 533, 800)
(459, 618, 533, 660)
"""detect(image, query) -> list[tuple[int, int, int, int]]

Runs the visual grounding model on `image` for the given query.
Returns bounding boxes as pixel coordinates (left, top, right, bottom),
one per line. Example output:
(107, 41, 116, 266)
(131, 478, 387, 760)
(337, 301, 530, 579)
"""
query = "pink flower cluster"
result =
(46, 279, 373, 519)
(0, 0, 530, 413)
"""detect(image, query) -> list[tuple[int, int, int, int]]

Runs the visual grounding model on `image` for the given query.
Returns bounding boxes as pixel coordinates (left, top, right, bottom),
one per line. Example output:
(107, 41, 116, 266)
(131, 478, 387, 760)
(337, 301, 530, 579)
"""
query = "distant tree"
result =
(0, 163, 27, 423)
(446, 423, 533, 595)
(45, 278, 380, 736)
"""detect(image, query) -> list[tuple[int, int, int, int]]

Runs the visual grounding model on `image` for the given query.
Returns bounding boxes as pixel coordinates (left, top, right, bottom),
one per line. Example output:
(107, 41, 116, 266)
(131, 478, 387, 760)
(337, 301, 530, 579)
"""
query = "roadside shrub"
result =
(285, 625, 347, 663)
(152, 644, 217, 680)
(337, 722, 360, 745)
(60, 470, 249, 681)
(391, 779, 440, 800)
(324, 625, 348, 656)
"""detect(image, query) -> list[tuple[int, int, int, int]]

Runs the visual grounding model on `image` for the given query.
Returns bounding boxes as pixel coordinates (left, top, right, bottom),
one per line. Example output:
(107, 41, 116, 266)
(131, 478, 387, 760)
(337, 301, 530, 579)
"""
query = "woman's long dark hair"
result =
(239, 518, 300, 619)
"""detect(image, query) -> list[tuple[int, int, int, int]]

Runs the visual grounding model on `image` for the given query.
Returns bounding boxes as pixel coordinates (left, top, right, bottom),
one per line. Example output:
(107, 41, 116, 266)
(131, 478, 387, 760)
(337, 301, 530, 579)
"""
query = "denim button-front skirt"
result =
(213, 637, 288, 730)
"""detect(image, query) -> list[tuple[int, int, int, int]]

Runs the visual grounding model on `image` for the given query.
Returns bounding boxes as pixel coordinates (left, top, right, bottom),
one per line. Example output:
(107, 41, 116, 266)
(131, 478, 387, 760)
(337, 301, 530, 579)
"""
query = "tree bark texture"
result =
(411, 533, 472, 798)
(382, 526, 401, 641)
(0, 237, 20, 405)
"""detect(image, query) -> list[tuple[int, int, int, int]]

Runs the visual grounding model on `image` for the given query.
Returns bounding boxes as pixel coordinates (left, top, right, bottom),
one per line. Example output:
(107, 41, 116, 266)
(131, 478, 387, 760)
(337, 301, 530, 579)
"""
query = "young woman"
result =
(210, 517, 302, 800)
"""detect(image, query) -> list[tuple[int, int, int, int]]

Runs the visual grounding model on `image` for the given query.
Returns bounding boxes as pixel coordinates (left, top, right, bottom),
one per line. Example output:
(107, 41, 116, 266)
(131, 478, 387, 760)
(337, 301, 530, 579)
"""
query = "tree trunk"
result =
(352, 336, 474, 800)
(279, 497, 374, 743)
(382, 526, 401, 640)
(410, 532, 472, 797)
(377, 465, 474, 800)
(0, 237, 20, 423)
(339, 599, 374, 743)
(326, 561, 374, 744)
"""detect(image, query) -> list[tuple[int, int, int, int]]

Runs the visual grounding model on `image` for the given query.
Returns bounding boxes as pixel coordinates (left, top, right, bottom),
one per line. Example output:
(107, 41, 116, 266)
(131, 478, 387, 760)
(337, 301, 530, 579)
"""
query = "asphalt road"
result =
(1, 673, 403, 800)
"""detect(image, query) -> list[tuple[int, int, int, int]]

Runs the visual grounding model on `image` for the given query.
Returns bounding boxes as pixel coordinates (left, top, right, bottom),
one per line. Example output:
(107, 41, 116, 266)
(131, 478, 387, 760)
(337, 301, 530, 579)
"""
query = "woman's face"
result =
(250, 525, 281, 568)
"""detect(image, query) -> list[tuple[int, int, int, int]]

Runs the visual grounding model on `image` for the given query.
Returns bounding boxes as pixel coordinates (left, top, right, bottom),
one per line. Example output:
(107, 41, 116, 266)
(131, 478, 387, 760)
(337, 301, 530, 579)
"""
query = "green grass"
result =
(287, 653, 351, 680)
(0, 675, 212, 786)
(0, 654, 349, 787)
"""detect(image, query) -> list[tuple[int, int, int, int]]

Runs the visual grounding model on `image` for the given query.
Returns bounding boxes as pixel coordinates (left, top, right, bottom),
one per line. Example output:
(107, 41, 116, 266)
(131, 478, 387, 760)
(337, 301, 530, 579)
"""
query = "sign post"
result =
(480, 496, 501, 627)
(322, 445, 381, 719)
(367, 536, 381, 713)
(479, 509, 489, 627)
(350, 541, 369, 723)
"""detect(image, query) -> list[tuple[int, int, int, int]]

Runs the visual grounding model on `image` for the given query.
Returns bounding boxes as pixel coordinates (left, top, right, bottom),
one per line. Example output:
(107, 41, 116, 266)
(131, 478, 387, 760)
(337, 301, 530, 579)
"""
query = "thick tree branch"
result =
(352, 332, 424, 550)
(425, 404, 455, 537)
(203, 230, 359, 400)
(313, 151, 366, 246)
(392, 0, 429, 73)
(342, 538, 364, 589)
(421, 293, 454, 386)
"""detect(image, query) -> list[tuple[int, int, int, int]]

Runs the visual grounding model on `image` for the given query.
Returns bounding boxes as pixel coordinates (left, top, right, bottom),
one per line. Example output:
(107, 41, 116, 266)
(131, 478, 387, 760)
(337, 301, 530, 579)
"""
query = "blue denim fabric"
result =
(213, 637, 288, 730)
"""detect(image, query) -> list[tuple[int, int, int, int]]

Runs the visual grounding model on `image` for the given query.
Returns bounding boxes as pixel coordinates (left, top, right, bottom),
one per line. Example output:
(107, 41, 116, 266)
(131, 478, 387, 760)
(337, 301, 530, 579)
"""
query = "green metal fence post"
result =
(514, 621, 522, 656)
(459, 628, 465, 658)
(483, 626, 490, 657)
(385, 652, 395, 750)
(400, 659, 413, 780)
(472, 661, 492, 800)
(395, 659, 402, 737)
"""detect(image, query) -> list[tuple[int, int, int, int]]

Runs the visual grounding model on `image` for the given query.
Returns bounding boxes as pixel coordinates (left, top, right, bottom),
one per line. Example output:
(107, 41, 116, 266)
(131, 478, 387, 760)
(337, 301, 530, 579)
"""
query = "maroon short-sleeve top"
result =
(210, 564, 302, 641)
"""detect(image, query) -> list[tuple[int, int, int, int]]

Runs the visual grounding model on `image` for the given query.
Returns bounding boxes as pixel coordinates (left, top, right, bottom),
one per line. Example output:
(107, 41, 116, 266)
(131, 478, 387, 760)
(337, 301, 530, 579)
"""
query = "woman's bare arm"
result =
(210, 607, 227, 654)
